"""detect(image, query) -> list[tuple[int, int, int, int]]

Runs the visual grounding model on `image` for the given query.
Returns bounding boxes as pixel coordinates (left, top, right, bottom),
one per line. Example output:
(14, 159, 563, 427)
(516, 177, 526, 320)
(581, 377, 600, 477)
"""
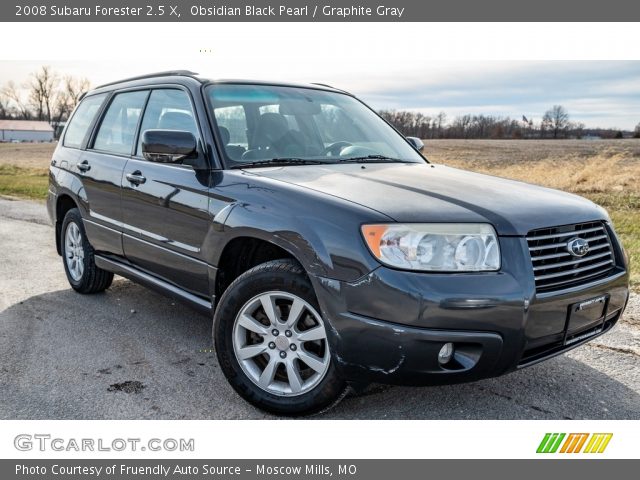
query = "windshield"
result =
(205, 84, 425, 167)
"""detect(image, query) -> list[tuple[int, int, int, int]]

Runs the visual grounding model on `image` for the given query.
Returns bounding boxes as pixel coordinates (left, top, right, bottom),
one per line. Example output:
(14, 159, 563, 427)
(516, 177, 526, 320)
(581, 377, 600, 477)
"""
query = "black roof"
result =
(95, 70, 200, 88)
(91, 70, 351, 96)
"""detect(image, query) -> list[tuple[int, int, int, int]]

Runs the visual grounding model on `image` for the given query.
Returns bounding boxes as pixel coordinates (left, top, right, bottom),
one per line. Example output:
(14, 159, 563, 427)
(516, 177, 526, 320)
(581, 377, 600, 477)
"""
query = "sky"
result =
(1, 59, 639, 130)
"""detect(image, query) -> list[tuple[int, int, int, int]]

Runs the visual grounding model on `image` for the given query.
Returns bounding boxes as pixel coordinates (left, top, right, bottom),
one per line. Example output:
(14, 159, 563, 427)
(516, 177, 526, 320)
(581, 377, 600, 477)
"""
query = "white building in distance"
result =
(0, 120, 54, 142)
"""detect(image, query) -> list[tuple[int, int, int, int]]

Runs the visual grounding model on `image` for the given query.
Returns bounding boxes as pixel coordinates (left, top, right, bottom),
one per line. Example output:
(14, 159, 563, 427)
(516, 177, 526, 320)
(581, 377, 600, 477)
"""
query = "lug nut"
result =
(285, 330, 292, 337)
(279, 351, 287, 359)
(272, 329, 279, 336)
(290, 344, 297, 351)
(268, 342, 276, 350)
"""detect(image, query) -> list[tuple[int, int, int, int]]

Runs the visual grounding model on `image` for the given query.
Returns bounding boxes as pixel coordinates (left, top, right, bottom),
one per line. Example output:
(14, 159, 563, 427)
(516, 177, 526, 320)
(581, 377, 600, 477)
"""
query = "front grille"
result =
(527, 221, 615, 293)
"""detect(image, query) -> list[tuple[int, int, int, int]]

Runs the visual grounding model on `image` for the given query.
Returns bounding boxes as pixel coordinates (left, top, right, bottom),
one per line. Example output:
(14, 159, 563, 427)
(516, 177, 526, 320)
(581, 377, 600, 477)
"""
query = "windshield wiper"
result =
(335, 155, 413, 164)
(229, 158, 326, 169)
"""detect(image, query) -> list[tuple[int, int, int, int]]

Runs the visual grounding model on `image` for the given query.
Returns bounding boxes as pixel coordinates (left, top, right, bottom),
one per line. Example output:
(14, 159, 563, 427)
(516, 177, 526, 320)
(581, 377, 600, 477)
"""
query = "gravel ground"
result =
(1, 197, 639, 419)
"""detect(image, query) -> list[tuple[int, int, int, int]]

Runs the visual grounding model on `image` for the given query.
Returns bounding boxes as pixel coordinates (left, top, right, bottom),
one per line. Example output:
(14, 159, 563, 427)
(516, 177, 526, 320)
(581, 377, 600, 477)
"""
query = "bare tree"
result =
(28, 66, 59, 122)
(1, 81, 32, 119)
(0, 93, 7, 118)
(380, 107, 624, 140)
(51, 89, 71, 125)
(51, 75, 91, 125)
(64, 75, 90, 104)
(436, 111, 447, 138)
(634, 122, 640, 138)
(452, 114, 472, 138)
(571, 121, 585, 139)
(542, 105, 570, 139)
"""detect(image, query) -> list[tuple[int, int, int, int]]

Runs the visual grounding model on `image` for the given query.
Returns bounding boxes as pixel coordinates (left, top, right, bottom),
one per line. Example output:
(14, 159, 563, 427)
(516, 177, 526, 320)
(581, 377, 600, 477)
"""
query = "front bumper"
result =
(311, 236, 629, 386)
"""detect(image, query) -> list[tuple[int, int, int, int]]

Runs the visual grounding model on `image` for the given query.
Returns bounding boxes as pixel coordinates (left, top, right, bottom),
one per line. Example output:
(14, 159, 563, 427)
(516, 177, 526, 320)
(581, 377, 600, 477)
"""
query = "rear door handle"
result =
(77, 160, 91, 172)
(126, 171, 146, 185)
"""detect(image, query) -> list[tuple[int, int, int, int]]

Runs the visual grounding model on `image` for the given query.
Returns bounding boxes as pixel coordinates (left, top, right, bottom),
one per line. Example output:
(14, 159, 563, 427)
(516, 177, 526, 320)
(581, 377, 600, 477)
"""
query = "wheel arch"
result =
(214, 235, 308, 303)
(55, 194, 79, 255)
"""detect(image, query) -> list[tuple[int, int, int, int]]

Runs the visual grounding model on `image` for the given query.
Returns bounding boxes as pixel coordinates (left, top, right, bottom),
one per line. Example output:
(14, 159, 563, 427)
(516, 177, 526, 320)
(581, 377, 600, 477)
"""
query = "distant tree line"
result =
(0, 66, 90, 130)
(2, 67, 637, 142)
(380, 105, 635, 140)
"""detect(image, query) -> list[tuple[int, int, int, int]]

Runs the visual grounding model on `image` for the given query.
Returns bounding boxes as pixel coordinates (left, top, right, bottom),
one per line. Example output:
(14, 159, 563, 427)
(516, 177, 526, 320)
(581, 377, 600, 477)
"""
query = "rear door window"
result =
(93, 90, 148, 155)
(63, 93, 107, 149)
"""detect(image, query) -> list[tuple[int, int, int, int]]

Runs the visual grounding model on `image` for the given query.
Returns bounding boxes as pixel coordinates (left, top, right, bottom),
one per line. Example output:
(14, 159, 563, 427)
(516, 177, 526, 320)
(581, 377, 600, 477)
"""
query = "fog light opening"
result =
(438, 342, 455, 365)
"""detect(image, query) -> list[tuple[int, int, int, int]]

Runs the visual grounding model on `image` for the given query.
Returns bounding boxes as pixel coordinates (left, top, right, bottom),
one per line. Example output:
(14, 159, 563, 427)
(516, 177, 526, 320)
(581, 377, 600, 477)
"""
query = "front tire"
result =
(214, 259, 347, 416)
(61, 208, 113, 294)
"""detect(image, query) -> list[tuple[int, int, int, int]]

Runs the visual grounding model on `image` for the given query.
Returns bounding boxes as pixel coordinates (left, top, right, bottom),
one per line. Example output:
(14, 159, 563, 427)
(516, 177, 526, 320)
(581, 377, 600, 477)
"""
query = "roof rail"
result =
(96, 70, 200, 89)
(311, 82, 349, 94)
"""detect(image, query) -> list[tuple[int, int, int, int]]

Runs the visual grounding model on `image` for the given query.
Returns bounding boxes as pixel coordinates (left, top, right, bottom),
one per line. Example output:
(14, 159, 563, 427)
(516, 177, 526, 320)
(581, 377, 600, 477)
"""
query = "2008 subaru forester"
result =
(47, 71, 630, 415)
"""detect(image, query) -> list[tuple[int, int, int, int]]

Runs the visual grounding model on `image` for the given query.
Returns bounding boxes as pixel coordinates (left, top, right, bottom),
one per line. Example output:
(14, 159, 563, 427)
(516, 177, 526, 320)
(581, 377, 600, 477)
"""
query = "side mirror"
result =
(406, 136, 424, 153)
(141, 130, 196, 163)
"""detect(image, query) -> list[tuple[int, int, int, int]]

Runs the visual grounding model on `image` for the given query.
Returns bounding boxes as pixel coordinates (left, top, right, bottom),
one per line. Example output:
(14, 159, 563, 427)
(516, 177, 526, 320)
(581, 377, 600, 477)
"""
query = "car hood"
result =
(249, 162, 608, 235)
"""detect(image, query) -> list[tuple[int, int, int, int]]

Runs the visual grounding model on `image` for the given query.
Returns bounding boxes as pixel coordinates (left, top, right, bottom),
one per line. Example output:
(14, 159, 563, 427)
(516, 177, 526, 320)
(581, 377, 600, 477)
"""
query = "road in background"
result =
(1, 197, 639, 419)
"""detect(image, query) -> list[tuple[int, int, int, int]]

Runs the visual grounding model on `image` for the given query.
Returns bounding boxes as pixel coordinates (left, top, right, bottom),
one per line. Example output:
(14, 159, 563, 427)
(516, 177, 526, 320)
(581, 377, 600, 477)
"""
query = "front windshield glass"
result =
(205, 84, 425, 167)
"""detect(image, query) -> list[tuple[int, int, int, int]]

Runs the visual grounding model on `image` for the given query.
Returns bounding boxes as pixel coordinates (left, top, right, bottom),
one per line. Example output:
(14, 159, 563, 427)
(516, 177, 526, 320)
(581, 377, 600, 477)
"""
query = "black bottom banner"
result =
(3, 460, 638, 480)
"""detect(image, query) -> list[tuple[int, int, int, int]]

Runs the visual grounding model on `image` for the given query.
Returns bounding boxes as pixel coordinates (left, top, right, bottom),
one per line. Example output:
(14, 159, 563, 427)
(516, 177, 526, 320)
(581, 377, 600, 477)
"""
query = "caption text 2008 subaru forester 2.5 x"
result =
(47, 71, 630, 415)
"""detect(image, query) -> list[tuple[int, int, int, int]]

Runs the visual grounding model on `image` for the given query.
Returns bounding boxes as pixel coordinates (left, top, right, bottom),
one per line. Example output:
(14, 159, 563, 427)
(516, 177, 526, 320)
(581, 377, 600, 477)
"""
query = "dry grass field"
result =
(427, 139, 640, 290)
(1, 139, 638, 289)
(0, 143, 53, 199)
(0, 143, 55, 169)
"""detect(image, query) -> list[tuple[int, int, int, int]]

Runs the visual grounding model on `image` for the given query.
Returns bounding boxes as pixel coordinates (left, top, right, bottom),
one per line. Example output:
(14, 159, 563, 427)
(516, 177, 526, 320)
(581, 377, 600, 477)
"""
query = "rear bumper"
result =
(311, 237, 629, 385)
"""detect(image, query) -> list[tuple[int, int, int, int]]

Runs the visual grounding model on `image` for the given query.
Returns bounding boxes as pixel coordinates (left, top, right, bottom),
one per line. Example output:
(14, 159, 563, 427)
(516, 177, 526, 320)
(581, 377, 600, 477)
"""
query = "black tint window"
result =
(206, 84, 425, 165)
(137, 89, 199, 156)
(63, 93, 107, 149)
(93, 91, 147, 155)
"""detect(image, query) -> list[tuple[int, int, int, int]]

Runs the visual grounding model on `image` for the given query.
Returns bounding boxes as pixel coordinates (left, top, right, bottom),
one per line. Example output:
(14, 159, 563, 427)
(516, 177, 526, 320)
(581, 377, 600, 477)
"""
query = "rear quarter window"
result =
(63, 93, 107, 149)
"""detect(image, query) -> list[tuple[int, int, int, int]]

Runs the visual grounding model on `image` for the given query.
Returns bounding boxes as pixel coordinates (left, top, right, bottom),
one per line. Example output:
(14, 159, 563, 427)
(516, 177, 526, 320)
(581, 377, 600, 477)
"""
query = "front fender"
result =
(206, 200, 383, 283)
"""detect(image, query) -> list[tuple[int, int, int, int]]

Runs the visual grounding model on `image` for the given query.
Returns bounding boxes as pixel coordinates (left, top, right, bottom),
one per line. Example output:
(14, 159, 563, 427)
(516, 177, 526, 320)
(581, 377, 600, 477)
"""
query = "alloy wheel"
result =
(64, 221, 85, 281)
(232, 291, 330, 396)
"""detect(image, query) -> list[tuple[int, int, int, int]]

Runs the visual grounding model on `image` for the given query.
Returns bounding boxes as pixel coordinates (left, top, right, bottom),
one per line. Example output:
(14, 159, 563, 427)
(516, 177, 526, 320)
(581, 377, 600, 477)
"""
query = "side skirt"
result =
(94, 254, 213, 315)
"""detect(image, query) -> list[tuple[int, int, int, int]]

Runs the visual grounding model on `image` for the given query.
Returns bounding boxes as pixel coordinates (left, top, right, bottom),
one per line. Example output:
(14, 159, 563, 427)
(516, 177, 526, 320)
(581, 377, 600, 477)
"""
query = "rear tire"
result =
(61, 208, 113, 294)
(214, 259, 347, 416)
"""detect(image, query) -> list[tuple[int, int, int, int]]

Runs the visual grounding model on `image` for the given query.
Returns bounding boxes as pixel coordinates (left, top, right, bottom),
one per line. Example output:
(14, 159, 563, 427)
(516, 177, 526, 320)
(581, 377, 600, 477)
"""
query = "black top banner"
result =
(5, 0, 640, 21)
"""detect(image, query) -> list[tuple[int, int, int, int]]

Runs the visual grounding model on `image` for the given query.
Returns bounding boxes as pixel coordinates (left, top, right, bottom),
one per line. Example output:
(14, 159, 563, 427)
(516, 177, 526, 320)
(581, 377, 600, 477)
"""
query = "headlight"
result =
(361, 223, 500, 272)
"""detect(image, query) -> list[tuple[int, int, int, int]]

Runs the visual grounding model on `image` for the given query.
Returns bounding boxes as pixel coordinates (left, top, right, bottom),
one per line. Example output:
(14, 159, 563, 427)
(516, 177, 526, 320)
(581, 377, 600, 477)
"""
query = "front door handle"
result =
(126, 171, 146, 185)
(77, 160, 91, 172)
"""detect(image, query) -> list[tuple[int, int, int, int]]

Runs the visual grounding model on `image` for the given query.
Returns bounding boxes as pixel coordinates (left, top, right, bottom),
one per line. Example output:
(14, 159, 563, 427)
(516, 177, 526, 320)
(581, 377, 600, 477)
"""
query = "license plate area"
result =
(564, 295, 609, 345)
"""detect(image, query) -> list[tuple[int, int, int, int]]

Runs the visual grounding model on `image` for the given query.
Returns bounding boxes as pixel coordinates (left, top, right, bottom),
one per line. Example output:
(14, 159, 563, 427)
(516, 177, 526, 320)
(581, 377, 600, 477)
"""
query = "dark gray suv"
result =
(47, 71, 630, 415)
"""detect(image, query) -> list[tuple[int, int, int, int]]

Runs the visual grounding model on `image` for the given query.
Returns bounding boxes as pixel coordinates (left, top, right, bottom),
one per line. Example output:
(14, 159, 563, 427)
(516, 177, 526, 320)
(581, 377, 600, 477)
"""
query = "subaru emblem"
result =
(567, 237, 590, 257)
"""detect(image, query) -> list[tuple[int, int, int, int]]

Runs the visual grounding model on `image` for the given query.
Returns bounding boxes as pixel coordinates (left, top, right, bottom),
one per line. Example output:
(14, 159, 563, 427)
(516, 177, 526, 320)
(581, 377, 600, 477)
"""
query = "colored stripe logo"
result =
(537, 433, 612, 453)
